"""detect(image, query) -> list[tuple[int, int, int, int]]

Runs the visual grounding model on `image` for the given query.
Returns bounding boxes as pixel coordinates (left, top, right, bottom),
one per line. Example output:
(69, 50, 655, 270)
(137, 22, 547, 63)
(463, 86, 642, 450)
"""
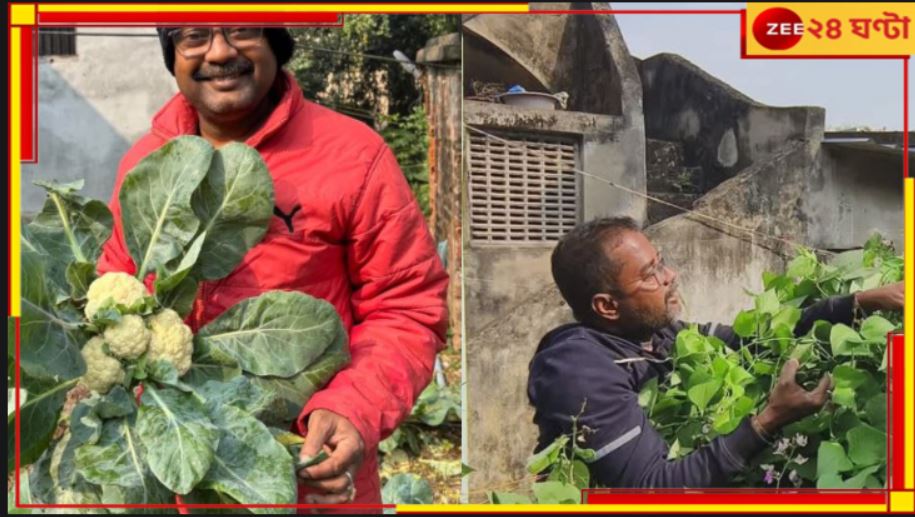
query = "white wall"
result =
(22, 28, 179, 215)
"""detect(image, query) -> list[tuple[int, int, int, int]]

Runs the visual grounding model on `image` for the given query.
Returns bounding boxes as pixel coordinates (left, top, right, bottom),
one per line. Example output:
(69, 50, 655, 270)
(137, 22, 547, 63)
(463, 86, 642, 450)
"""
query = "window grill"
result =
(468, 130, 580, 244)
(39, 28, 76, 57)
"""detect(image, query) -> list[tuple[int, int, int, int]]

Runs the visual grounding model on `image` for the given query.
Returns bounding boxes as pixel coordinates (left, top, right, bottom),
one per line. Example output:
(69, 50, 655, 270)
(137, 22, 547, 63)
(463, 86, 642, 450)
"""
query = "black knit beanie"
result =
(156, 27, 295, 75)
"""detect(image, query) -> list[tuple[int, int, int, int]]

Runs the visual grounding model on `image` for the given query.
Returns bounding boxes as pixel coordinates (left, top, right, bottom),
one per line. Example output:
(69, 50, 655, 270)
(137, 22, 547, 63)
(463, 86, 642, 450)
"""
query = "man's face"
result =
(172, 28, 278, 121)
(602, 231, 681, 338)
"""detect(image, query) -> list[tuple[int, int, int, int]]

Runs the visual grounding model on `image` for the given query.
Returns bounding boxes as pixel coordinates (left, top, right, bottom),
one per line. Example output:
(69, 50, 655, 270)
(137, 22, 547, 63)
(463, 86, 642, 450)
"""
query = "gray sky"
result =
(614, 3, 912, 131)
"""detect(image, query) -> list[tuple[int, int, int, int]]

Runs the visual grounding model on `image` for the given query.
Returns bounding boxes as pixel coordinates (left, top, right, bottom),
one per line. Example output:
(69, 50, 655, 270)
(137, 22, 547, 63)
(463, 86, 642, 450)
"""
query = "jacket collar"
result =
(149, 69, 303, 148)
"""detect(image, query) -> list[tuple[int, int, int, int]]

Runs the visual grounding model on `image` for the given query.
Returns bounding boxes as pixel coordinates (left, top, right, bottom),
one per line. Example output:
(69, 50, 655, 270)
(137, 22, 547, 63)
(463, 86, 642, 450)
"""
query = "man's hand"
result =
(756, 359, 832, 435)
(855, 281, 904, 313)
(297, 409, 365, 504)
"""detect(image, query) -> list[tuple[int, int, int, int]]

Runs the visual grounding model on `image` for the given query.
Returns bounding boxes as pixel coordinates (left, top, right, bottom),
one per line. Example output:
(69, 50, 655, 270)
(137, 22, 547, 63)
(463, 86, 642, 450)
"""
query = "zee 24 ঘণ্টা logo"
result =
(752, 6, 911, 51)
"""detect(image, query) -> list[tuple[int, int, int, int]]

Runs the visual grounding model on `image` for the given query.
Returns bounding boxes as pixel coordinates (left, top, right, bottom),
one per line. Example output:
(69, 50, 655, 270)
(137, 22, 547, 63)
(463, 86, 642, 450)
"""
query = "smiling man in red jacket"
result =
(97, 26, 449, 507)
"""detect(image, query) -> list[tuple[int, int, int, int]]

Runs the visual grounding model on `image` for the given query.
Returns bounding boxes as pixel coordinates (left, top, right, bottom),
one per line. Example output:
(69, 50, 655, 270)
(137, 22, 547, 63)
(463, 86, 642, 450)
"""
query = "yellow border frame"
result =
(7, 2, 914, 514)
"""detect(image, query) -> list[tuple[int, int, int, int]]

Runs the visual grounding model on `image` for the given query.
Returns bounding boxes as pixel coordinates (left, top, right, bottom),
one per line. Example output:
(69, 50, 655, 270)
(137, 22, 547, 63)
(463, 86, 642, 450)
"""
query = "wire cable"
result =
(465, 125, 836, 258)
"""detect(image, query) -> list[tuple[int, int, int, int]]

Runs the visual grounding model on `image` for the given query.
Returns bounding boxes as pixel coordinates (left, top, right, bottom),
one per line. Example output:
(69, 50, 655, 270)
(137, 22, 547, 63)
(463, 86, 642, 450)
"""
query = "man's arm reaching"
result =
(529, 340, 830, 488)
(695, 282, 904, 348)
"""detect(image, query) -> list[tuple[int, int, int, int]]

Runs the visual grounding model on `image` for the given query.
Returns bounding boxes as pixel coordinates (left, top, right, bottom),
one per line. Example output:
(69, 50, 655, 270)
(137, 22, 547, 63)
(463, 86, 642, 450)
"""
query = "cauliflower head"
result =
(85, 272, 148, 320)
(103, 314, 150, 360)
(80, 336, 125, 394)
(147, 309, 194, 375)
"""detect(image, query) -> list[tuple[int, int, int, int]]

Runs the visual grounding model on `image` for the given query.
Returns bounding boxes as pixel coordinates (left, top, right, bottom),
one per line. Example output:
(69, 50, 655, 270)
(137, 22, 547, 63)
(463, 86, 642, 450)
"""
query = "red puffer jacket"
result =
(97, 70, 449, 506)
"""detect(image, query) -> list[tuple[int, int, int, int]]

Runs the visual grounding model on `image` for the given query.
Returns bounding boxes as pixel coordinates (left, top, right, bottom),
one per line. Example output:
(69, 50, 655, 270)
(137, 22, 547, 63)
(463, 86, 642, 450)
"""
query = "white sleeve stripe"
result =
(590, 425, 641, 463)
(709, 323, 719, 337)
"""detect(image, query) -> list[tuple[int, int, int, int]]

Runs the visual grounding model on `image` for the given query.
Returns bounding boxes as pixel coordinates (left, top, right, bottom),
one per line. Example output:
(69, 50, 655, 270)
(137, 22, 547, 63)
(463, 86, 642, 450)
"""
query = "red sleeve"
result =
(296, 144, 449, 451)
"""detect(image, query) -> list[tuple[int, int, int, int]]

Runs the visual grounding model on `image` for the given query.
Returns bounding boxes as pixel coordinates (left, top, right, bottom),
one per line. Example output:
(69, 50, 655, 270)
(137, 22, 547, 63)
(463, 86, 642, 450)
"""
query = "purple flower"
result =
(761, 464, 776, 485)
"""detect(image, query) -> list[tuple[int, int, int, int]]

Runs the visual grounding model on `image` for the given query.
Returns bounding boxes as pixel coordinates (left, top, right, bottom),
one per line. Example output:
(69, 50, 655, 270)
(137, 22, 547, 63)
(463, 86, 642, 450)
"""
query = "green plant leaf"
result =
(833, 365, 870, 390)
(155, 276, 199, 320)
(198, 405, 296, 512)
(26, 180, 113, 296)
(863, 394, 887, 430)
(531, 480, 580, 504)
(771, 306, 801, 332)
(787, 253, 818, 279)
(183, 356, 243, 387)
(755, 289, 780, 316)
(153, 230, 206, 318)
(65, 261, 97, 301)
(247, 332, 350, 427)
(20, 246, 87, 385)
(732, 310, 757, 338)
(490, 491, 531, 504)
(527, 435, 569, 475)
(120, 136, 213, 278)
(410, 383, 461, 427)
(179, 489, 246, 514)
(462, 463, 475, 476)
(569, 460, 591, 489)
(28, 436, 105, 506)
(687, 379, 722, 413)
(843, 466, 882, 489)
(6, 377, 79, 474)
(638, 377, 658, 412)
(846, 424, 886, 467)
(816, 441, 854, 478)
(136, 385, 219, 494)
(859, 315, 896, 343)
(75, 418, 147, 488)
(191, 142, 275, 280)
(8, 467, 32, 513)
(725, 365, 754, 388)
(816, 472, 845, 489)
(194, 377, 275, 417)
(100, 480, 175, 514)
(832, 409, 862, 439)
(832, 387, 856, 409)
(195, 291, 345, 378)
(381, 473, 433, 504)
(830, 324, 867, 357)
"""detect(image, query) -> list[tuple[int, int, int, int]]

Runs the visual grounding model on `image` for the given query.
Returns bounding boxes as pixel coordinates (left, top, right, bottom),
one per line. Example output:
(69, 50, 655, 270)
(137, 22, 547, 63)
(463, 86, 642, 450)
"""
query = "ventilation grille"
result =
(39, 28, 76, 57)
(468, 130, 579, 244)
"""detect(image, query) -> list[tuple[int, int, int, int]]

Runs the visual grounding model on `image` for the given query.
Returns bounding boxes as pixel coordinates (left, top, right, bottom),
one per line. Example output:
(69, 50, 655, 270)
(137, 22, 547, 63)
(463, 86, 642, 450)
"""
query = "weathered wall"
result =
(418, 33, 463, 350)
(648, 115, 826, 324)
(463, 102, 643, 335)
(638, 53, 823, 192)
(22, 28, 178, 216)
(464, 27, 906, 500)
(804, 144, 905, 250)
(465, 282, 572, 502)
(645, 217, 786, 325)
(463, 140, 822, 498)
(464, 5, 646, 498)
(464, 3, 633, 117)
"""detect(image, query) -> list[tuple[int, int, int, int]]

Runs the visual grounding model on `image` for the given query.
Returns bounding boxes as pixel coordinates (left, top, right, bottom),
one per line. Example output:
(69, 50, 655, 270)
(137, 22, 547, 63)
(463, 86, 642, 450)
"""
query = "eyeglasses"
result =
(620, 254, 671, 294)
(170, 27, 265, 59)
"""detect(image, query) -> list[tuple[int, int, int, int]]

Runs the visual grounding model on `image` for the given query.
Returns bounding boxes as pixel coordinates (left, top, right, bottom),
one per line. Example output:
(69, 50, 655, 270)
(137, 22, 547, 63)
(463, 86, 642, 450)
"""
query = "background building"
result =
(462, 2, 907, 500)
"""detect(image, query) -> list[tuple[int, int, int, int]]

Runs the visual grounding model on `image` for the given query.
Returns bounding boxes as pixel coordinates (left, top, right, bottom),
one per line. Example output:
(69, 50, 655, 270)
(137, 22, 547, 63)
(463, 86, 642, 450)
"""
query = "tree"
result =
(286, 15, 459, 215)
(288, 15, 459, 122)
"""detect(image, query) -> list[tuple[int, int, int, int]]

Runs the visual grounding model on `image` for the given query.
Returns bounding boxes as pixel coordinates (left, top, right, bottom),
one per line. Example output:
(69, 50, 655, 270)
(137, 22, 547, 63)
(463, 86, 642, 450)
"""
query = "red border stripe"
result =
(19, 27, 35, 162)
(584, 491, 887, 505)
(904, 58, 909, 179)
(38, 12, 341, 24)
(891, 334, 905, 489)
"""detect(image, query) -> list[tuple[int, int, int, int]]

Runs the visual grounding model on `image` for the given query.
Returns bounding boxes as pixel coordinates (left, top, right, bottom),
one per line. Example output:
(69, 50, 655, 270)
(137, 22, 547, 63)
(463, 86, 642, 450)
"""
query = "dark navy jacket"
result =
(527, 295, 856, 488)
